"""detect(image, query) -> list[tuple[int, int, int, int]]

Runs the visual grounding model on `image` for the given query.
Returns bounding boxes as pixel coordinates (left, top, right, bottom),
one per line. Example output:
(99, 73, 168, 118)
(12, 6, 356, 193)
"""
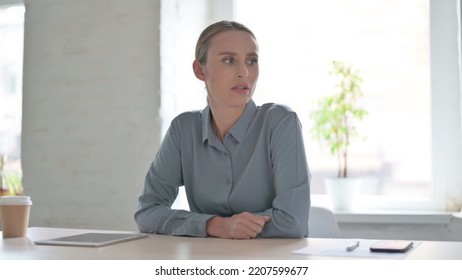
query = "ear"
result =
(193, 60, 206, 81)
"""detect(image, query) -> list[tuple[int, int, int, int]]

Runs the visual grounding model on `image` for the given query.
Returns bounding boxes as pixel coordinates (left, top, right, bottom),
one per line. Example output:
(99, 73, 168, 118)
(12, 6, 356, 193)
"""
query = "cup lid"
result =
(0, 196, 32, 205)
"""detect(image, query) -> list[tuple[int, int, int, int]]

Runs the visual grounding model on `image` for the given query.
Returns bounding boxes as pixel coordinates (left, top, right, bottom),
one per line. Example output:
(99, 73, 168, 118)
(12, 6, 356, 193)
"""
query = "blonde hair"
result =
(195, 21, 256, 64)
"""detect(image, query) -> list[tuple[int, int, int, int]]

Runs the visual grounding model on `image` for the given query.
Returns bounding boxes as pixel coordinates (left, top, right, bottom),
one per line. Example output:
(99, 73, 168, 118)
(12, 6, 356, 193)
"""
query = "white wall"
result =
(22, 0, 161, 230)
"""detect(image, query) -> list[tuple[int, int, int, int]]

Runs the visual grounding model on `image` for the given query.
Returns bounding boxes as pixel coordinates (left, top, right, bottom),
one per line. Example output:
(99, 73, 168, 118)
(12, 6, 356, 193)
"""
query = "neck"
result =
(210, 104, 246, 141)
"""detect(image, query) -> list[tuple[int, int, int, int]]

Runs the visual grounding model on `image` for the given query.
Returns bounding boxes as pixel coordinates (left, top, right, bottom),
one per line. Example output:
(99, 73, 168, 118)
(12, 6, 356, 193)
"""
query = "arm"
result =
(134, 120, 214, 237)
(258, 111, 311, 238)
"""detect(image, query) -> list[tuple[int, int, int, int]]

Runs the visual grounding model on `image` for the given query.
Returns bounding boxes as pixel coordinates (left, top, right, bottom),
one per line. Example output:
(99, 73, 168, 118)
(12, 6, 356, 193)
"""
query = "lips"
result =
(231, 83, 250, 94)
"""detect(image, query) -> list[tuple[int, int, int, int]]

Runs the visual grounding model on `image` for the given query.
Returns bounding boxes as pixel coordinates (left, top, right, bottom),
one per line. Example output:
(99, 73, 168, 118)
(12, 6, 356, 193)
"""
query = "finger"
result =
(229, 213, 271, 238)
(242, 221, 264, 235)
(242, 228, 259, 239)
(234, 223, 260, 239)
(246, 215, 271, 237)
(240, 218, 267, 236)
(228, 218, 261, 239)
(229, 224, 256, 239)
(245, 214, 271, 227)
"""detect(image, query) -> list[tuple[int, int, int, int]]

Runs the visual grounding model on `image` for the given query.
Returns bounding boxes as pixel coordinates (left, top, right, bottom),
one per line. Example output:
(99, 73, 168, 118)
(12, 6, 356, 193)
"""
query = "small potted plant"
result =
(310, 60, 367, 210)
(0, 153, 23, 196)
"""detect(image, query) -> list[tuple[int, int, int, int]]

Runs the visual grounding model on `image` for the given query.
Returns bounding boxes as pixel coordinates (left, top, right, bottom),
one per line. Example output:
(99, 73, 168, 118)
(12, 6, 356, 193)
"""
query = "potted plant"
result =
(310, 61, 367, 210)
(0, 153, 23, 196)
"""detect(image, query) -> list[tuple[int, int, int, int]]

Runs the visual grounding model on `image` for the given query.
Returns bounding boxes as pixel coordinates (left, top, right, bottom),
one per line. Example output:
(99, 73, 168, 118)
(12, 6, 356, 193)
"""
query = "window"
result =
(234, 0, 461, 211)
(162, 0, 462, 211)
(0, 2, 24, 193)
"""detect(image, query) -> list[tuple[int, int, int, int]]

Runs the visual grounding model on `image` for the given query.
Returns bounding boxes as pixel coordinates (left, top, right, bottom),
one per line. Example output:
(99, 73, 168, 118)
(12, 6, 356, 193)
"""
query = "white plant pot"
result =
(325, 177, 361, 211)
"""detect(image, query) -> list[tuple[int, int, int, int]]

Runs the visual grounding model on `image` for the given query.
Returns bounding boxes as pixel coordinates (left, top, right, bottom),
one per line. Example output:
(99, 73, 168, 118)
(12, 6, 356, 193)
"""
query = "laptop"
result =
(34, 232, 149, 247)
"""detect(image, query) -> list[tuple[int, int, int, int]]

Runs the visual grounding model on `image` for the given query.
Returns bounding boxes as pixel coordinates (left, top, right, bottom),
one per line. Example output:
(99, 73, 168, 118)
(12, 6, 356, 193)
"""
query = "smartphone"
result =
(370, 240, 414, 253)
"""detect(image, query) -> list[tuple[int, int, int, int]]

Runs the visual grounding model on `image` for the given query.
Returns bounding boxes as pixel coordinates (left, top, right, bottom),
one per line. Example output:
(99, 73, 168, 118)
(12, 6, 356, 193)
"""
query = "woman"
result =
(135, 21, 310, 239)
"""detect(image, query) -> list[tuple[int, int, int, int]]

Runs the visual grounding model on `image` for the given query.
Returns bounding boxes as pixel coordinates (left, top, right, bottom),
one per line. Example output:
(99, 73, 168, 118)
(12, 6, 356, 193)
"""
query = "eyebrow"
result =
(217, 51, 259, 57)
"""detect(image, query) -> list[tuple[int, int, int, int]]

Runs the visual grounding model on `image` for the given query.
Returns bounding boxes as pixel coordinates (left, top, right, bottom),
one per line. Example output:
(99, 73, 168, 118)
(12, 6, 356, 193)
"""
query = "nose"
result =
(236, 63, 249, 78)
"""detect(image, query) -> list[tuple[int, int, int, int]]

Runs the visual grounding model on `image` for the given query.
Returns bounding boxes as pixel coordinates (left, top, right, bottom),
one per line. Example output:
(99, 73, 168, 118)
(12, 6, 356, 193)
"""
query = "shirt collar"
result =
(201, 100, 257, 144)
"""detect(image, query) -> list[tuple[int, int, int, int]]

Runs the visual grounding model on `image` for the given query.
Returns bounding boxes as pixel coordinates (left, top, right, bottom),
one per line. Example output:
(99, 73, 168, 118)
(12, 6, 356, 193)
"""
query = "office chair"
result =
(308, 206, 341, 238)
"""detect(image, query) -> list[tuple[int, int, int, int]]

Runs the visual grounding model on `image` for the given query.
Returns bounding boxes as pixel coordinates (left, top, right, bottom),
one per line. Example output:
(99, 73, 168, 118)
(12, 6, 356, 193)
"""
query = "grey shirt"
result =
(135, 100, 310, 238)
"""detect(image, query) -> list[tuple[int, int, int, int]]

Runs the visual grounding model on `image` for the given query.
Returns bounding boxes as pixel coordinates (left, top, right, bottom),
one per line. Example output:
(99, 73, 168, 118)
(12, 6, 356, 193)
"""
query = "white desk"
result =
(1, 227, 462, 260)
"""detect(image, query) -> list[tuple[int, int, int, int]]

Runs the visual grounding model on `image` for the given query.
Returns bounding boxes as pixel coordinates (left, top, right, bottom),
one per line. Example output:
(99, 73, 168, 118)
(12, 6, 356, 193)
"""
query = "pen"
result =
(346, 241, 360, 252)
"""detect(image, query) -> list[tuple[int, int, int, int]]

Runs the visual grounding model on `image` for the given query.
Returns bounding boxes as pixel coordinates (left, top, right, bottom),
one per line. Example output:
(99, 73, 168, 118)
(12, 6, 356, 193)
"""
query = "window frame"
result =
(428, 0, 462, 212)
(0, 0, 24, 170)
(0, 0, 23, 8)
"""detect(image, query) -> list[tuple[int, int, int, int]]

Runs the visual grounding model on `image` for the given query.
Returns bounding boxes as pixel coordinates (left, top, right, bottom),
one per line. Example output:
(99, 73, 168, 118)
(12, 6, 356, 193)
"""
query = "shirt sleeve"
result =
(134, 119, 215, 237)
(256, 111, 311, 238)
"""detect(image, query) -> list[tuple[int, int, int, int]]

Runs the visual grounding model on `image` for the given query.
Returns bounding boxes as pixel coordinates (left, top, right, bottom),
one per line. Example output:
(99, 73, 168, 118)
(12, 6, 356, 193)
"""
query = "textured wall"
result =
(22, 0, 161, 230)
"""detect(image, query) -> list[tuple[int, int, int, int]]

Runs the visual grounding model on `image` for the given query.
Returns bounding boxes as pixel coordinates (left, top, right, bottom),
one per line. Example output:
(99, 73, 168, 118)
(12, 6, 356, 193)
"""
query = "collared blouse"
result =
(135, 100, 311, 238)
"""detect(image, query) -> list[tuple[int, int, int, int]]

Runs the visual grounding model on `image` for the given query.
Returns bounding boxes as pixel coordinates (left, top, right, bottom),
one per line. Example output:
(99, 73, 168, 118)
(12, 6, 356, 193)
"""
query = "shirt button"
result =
(225, 178, 231, 185)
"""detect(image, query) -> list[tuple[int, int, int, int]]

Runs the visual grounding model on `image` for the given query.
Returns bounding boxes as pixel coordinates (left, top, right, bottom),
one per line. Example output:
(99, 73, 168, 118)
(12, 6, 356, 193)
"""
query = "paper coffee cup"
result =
(0, 196, 32, 238)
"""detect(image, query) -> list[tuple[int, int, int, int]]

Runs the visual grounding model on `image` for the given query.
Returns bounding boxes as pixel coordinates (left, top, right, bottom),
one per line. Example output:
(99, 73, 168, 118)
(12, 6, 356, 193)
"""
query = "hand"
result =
(206, 212, 271, 239)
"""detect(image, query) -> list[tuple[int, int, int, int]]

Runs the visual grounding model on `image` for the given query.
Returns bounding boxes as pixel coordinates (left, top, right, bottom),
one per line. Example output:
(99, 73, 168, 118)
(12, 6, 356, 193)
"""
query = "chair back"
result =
(308, 206, 340, 238)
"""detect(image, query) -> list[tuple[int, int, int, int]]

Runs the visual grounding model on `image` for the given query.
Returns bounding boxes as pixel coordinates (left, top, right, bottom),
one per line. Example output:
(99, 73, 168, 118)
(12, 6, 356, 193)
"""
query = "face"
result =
(193, 30, 259, 110)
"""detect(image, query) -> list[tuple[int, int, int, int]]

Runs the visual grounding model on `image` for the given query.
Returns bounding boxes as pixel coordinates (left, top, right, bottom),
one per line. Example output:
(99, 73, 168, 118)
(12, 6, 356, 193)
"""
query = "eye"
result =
(246, 57, 258, 65)
(223, 57, 234, 64)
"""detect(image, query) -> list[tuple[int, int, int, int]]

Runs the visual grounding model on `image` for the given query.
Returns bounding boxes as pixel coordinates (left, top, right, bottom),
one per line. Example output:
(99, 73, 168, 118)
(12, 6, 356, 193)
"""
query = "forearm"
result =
(257, 208, 308, 238)
(135, 203, 214, 237)
(256, 183, 310, 238)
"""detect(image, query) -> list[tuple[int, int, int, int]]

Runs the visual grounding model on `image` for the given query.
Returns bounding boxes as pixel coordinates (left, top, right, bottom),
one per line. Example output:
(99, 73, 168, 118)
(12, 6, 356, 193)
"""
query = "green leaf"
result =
(309, 60, 368, 177)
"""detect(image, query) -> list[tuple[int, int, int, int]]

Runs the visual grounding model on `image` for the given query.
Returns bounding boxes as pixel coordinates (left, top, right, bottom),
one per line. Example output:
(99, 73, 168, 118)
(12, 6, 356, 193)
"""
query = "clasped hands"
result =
(206, 211, 271, 239)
